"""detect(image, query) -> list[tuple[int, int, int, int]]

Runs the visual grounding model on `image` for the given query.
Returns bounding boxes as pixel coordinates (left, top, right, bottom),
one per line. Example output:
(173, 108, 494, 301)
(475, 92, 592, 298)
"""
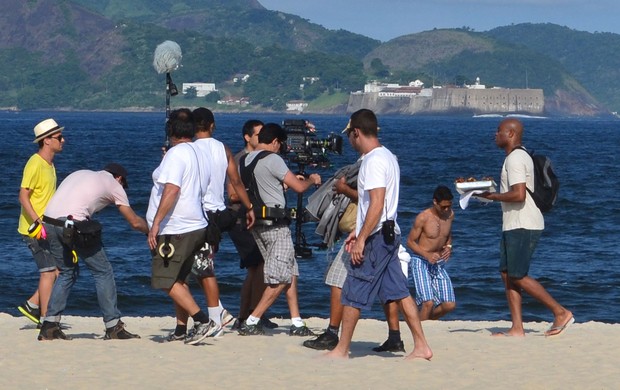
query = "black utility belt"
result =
(42, 215, 67, 227)
(257, 205, 291, 220)
(253, 219, 290, 227)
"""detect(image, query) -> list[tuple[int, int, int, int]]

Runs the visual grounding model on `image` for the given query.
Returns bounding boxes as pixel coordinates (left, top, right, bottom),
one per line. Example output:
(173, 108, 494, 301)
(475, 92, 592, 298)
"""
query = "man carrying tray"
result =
(478, 118, 573, 337)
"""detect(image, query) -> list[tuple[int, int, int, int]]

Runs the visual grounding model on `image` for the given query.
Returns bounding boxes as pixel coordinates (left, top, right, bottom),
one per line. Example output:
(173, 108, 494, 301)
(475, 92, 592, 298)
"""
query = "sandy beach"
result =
(1, 313, 617, 389)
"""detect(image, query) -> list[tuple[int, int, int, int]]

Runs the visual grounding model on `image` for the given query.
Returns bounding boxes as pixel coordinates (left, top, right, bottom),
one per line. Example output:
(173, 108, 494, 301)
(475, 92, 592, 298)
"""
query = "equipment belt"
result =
(42, 215, 67, 227)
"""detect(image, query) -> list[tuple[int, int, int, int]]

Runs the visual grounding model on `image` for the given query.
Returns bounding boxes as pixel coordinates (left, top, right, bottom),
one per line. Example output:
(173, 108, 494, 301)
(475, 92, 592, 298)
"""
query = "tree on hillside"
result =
(204, 91, 220, 103)
(370, 58, 390, 78)
(184, 86, 197, 99)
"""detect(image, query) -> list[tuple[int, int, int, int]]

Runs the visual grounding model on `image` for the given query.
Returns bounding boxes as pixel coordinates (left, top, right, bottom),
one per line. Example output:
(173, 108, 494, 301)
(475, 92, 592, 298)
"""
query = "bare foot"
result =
(323, 348, 349, 360)
(404, 345, 433, 361)
(491, 330, 525, 337)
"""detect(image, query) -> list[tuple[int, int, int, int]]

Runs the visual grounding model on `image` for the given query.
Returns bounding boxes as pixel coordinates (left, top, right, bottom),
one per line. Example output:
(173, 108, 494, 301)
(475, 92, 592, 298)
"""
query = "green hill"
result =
(0, 1, 617, 115)
(71, 0, 380, 60)
(486, 23, 620, 113)
(362, 28, 604, 115)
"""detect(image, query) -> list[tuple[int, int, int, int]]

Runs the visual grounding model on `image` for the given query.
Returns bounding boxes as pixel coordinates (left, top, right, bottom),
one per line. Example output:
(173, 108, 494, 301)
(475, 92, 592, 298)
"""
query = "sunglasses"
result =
(50, 134, 64, 142)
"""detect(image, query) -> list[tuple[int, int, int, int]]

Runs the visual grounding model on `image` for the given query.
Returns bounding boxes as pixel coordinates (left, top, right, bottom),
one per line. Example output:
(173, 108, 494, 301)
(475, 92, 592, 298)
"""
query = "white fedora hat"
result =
(33, 119, 64, 143)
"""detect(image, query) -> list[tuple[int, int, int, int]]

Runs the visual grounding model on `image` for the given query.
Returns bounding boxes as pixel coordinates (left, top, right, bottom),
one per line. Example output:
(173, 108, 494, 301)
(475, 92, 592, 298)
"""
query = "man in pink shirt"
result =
(38, 163, 148, 341)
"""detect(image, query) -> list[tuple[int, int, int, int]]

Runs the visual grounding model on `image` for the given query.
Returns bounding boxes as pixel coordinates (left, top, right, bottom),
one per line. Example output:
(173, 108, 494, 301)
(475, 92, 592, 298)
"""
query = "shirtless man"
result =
(373, 185, 455, 352)
(407, 185, 456, 320)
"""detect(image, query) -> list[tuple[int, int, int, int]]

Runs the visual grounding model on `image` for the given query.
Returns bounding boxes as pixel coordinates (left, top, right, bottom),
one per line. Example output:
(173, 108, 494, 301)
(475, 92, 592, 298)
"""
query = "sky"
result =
(259, 0, 620, 42)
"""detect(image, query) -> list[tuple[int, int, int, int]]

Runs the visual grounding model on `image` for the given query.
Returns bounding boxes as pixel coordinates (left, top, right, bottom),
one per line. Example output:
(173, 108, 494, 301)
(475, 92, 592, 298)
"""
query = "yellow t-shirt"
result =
(18, 153, 56, 235)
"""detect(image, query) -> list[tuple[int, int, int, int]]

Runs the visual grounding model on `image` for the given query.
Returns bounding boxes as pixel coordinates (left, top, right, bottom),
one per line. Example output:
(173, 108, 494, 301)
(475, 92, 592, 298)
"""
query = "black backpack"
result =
(517, 147, 560, 213)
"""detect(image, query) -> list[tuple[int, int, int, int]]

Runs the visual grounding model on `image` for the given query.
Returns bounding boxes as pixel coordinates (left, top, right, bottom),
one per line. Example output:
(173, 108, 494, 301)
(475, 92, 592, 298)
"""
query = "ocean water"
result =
(1, 111, 618, 324)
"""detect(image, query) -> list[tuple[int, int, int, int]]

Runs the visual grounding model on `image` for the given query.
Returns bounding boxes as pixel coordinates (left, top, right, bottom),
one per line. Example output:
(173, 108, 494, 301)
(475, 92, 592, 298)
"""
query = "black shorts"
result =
(228, 222, 264, 269)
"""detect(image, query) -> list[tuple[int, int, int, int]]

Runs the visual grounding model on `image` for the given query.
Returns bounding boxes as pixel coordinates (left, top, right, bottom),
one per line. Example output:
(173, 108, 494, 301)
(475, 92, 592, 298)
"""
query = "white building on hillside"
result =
(465, 77, 486, 89)
(182, 82, 217, 97)
(286, 100, 308, 112)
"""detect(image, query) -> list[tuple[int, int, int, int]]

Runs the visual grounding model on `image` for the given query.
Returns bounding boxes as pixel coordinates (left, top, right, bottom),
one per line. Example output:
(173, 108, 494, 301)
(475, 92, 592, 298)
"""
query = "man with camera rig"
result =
(325, 109, 432, 360)
(237, 123, 321, 336)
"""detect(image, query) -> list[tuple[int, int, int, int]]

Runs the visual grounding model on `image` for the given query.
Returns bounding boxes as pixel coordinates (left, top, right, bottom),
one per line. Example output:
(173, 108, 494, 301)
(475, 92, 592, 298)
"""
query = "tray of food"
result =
(454, 177, 496, 194)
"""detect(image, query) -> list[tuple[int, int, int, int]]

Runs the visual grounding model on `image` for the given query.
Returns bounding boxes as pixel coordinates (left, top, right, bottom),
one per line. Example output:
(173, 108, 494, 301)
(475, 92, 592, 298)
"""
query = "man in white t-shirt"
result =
(147, 109, 221, 345)
(325, 109, 432, 361)
(38, 163, 148, 341)
(164, 107, 256, 340)
(479, 118, 573, 337)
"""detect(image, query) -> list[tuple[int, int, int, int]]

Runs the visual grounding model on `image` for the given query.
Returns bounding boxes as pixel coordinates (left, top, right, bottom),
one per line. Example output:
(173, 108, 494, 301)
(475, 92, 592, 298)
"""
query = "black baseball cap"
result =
(104, 163, 128, 188)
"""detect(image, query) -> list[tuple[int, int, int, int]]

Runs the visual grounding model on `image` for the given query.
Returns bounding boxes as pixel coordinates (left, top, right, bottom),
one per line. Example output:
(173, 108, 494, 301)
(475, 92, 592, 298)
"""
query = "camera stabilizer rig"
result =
(281, 119, 343, 258)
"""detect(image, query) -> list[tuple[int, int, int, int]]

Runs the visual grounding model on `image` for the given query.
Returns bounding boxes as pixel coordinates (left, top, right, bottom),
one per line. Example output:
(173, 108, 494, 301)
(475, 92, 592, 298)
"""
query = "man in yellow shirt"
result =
(17, 119, 65, 325)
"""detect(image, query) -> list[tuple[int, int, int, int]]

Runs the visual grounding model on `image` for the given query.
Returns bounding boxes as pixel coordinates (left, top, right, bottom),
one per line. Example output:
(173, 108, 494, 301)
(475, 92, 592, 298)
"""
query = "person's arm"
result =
(225, 146, 255, 228)
(227, 180, 240, 203)
(147, 183, 180, 250)
(348, 187, 384, 264)
(282, 171, 321, 193)
(480, 182, 526, 203)
(18, 187, 40, 223)
(334, 177, 358, 202)
(117, 205, 149, 234)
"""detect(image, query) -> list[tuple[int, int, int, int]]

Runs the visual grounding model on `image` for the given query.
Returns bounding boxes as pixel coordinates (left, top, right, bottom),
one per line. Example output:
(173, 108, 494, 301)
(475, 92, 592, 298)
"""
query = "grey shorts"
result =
(252, 225, 298, 284)
(22, 235, 57, 272)
(151, 228, 206, 290)
(324, 243, 350, 288)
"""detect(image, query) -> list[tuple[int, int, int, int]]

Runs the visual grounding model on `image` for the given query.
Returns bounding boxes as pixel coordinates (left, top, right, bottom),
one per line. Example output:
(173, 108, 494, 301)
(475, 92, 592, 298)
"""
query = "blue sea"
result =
(1, 111, 618, 324)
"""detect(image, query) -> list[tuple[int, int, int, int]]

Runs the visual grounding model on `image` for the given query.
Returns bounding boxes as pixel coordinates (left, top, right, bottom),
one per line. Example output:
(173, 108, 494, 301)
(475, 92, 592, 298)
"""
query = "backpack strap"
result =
(239, 150, 274, 212)
(511, 146, 536, 199)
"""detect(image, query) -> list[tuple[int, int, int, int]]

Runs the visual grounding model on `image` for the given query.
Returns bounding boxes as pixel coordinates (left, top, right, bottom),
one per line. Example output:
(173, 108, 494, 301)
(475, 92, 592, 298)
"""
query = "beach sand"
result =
(1, 313, 617, 389)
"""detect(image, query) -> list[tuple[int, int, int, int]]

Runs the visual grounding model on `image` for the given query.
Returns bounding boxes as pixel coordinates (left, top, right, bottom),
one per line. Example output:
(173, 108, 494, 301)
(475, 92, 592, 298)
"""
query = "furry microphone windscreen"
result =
(153, 41, 182, 74)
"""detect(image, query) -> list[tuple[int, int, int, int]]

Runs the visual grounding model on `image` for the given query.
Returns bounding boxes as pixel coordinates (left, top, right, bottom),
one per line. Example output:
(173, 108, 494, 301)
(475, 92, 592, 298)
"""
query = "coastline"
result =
(2, 313, 616, 389)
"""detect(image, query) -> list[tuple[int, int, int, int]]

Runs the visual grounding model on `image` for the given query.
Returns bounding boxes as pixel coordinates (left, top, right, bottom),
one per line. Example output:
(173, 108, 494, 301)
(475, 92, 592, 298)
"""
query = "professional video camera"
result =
(281, 119, 343, 167)
(280, 119, 343, 258)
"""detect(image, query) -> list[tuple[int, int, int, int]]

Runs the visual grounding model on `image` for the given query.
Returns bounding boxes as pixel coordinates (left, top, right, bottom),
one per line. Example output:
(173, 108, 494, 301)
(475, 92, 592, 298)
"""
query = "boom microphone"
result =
(153, 40, 182, 74)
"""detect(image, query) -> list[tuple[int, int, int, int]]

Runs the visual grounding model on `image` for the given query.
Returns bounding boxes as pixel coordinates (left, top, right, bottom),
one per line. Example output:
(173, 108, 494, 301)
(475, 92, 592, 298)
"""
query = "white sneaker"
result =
(220, 309, 235, 327)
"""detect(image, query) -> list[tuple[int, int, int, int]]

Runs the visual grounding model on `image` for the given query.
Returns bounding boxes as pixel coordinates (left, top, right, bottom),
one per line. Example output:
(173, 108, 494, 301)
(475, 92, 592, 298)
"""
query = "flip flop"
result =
(545, 316, 575, 337)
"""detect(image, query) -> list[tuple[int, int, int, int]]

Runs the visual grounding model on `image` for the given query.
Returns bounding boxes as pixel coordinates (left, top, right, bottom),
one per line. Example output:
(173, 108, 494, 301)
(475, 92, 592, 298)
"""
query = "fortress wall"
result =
(348, 88, 544, 114)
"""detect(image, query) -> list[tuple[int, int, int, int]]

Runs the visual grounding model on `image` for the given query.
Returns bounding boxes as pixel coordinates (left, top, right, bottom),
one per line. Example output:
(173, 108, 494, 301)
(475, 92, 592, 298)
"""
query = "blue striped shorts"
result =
(410, 255, 455, 307)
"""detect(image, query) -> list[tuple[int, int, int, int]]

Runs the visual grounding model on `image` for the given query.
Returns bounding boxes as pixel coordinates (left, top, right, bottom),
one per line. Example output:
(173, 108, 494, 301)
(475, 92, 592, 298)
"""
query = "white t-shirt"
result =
(500, 148, 544, 231)
(194, 137, 227, 212)
(146, 143, 207, 235)
(356, 146, 401, 236)
(45, 170, 129, 221)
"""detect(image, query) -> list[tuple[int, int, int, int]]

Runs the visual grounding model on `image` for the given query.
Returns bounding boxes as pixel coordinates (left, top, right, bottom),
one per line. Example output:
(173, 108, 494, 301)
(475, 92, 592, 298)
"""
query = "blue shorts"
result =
(500, 229, 542, 279)
(22, 235, 57, 272)
(410, 256, 455, 306)
(341, 233, 409, 310)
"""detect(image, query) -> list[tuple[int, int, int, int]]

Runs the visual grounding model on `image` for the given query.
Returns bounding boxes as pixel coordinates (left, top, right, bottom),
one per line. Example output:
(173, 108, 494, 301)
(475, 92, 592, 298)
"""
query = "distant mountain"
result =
(363, 28, 606, 116)
(0, 0, 368, 111)
(486, 23, 620, 114)
(0, 1, 617, 116)
(71, 0, 380, 60)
